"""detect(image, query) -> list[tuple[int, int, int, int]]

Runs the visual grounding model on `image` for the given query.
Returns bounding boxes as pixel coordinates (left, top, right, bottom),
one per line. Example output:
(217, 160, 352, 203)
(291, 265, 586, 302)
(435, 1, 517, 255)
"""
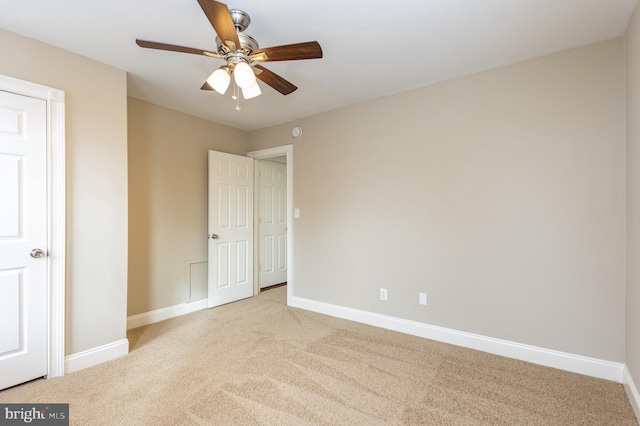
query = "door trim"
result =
(0, 74, 66, 379)
(248, 145, 293, 305)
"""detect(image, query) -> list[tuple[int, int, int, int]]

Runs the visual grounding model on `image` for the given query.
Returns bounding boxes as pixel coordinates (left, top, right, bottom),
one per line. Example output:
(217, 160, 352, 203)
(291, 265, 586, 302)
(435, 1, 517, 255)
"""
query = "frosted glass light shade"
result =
(207, 69, 230, 94)
(241, 81, 262, 99)
(233, 62, 256, 89)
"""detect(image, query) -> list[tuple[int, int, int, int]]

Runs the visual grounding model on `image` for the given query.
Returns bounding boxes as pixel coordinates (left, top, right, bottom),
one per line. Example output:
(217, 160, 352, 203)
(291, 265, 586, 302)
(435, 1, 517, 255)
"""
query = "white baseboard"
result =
(127, 299, 208, 330)
(65, 339, 129, 374)
(290, 296, 624, 383)
(624, 366, 640, 422)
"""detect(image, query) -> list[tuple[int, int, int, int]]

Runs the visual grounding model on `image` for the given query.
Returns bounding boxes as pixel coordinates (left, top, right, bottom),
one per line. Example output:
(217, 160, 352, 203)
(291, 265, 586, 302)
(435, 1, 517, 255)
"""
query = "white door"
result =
(258, 160, 287, 288)
(208, 151, 254, 307)
(0, 90, 48, 390)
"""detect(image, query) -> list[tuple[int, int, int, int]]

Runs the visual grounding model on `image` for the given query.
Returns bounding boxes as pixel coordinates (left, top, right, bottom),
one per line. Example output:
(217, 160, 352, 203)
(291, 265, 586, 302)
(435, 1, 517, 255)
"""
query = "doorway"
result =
(256, 157, 288, 289)
(248, 145, 294, 305)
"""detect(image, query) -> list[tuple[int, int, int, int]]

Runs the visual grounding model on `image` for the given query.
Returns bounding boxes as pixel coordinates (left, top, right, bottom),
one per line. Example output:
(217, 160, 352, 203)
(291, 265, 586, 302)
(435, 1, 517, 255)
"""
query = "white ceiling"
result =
(1, 0, 637, 131)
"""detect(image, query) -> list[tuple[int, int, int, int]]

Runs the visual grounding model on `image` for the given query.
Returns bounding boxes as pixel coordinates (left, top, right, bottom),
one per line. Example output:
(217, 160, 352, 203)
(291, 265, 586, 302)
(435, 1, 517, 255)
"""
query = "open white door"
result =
(0, 90, 48, 390)
(258, 160, 287, 288)
(208, 151, 254, 307)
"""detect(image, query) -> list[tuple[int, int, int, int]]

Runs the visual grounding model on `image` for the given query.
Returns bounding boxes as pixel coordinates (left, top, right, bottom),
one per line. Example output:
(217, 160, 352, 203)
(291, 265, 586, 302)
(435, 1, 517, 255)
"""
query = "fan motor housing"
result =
(215, 9, 257, 56)
(229, 9, 251, 32)
(215, 32, 259, 56)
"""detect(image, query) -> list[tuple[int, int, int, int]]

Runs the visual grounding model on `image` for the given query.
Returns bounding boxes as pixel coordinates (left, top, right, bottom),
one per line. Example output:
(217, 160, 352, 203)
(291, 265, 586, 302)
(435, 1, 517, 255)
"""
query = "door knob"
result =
(30, 248, 46, 258)
(209, 234, 219, 239)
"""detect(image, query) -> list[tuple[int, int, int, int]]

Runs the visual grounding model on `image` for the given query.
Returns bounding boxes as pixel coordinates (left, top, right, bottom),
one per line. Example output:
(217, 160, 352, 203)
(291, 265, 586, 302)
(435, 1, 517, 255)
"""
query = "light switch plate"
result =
(419, 293, 427, 305)
(294, 208, 300, 218)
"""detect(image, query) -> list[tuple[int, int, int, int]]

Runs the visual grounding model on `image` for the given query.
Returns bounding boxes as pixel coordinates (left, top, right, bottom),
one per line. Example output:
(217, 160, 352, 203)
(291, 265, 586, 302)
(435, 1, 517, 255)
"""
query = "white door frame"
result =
(248, 145, 293, 305)
(0, 74, 66, 379)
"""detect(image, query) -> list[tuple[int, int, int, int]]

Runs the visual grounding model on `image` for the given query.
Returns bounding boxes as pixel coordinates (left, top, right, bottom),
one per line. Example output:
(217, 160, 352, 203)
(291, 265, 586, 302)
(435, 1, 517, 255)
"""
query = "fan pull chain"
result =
(231, 81, 241, 110)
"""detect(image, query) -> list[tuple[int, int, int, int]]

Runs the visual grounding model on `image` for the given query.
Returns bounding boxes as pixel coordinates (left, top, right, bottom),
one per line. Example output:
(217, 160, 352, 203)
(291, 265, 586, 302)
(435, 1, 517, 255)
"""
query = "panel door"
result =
(258, 160, 287, 288)
(208, 151, 254, 307)
(0, 90, 48, 390)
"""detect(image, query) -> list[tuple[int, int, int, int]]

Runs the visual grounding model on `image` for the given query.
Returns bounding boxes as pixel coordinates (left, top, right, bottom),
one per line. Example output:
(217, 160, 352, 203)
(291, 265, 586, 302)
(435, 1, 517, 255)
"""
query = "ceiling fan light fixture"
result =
(136, 2, 323, 110)
(241, 81, 262, 99)
(233, 62, 256, 89)
(207, 68, 230, 94)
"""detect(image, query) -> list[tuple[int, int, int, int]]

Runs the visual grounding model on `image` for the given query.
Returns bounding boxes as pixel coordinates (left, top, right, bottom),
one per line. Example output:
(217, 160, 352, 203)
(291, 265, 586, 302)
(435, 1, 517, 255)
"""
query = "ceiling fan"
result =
(136, 0, 322, 104)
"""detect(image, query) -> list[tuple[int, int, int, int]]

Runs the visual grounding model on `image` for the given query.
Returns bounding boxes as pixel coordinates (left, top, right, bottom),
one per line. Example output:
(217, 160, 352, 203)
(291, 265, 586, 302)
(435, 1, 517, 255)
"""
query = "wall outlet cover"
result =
(380, 288, 388, 301)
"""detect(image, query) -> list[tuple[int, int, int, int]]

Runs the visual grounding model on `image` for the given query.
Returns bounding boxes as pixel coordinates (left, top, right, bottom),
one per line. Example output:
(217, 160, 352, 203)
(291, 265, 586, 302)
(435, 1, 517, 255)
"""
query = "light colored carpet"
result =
(0, 286, 636, 425)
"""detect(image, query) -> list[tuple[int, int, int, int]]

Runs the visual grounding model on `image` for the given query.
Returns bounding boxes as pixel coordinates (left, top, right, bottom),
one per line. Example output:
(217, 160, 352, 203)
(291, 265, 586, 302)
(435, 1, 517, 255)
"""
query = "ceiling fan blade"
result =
(252, 41, 322, 62)
(254, 65, 297, 95)
(136, 39, 223, 58)
(197, 0, 241, 51)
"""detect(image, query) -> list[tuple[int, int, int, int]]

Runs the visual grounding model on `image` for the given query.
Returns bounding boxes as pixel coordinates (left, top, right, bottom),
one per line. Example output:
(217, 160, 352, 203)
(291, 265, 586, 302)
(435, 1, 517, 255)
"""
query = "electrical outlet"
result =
(419, 293, 427, 306)
(380, 288, 388, 301)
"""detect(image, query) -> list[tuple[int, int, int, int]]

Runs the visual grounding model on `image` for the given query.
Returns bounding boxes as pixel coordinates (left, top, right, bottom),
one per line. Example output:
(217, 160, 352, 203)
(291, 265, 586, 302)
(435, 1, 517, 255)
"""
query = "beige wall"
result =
(0, 20, 631, 375)
(249, 38, 626, 361)
(626, 4, 640, 391)
(0, 29, 128, 355)
(127, 98, 248, 316)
